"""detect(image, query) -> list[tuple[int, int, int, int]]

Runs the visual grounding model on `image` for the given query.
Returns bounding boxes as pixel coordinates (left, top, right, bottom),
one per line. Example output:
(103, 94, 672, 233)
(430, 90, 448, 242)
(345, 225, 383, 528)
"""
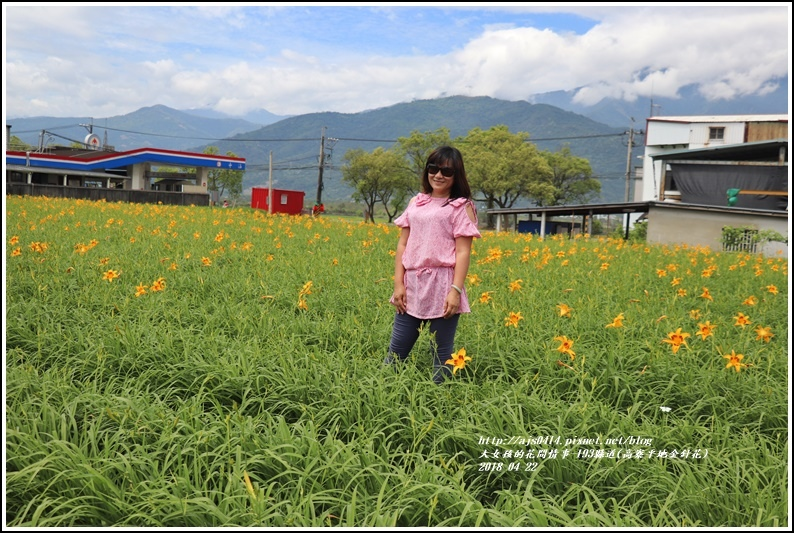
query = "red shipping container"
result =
(251, 187, 306, 215)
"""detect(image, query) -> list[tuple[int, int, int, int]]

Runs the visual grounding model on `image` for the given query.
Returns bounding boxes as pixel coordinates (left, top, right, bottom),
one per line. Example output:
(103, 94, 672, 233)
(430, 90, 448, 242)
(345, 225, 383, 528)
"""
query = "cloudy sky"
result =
(2, 3, 791, 119)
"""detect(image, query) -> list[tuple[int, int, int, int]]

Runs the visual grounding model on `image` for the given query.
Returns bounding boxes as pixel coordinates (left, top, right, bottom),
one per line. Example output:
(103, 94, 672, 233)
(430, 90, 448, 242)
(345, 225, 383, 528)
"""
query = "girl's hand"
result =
(443, 288, 461, 318)
(391, 286, 407, 314)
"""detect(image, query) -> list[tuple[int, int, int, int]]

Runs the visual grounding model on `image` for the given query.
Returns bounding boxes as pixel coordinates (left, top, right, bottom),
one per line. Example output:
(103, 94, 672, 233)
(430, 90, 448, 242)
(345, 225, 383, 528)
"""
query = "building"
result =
(5, 145, 246, 206)
(251, 187, 306, 215)
(638, 114, 788, 203)
(486, 114, 789, 257)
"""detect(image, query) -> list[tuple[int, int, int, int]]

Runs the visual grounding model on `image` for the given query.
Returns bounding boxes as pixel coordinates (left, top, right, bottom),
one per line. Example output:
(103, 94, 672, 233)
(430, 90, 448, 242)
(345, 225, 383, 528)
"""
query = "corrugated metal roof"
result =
(648, 114, 788, 123)
(486, 201, 786, 218)
(649, 139, 788, 161)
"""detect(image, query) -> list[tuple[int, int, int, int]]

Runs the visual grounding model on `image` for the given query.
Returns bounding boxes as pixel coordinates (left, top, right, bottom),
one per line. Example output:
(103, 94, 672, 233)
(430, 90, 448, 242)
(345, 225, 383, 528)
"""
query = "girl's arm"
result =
(391, 227, 410, 314)
(443, 203, 477, 318)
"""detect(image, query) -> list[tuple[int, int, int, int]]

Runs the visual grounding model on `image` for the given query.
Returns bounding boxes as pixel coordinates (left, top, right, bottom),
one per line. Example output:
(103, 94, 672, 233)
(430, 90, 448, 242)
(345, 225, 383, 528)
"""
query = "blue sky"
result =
(2, 3, 791, 118)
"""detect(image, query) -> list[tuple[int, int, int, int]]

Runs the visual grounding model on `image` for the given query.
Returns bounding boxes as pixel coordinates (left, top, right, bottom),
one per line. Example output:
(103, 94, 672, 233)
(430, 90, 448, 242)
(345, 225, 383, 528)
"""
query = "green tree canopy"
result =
(8, 135, 34, 151)
(394, 128, 452, 187)
(462, 125, 555, 210)
(539, 145, 601, 206)
(203, 146, 244, 202)
(341, 147, 414, 223)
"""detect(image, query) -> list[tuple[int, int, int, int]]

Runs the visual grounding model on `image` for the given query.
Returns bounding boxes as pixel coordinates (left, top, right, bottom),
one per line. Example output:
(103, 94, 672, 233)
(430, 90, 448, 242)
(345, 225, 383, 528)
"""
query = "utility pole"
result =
(624, 120, 636, 202)
(268, 151, 273, 215)
(316, 126, 326, 206)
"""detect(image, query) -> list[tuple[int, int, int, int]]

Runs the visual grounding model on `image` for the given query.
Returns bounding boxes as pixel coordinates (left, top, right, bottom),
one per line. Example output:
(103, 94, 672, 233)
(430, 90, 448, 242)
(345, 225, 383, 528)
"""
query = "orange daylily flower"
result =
(754, 325, 774, 343)
(504, 312, 523, 327)
(554, 336, 576, 360)
(699, 287, 713, 301)
(695, 321, 716, 340)
(479, 291, 493, 304)
(299, 281, 313, 297)
(733, 312, 751, 327)
(662, 328, 690, 354)
(605, 313, 625, 328)
(557, 304, 572, 317)
(766, 284, 778, 295)
(742, 296, 758, 306)
(509, 279, 523, 292)
(102, 269, 120, 282)
(723, 350, 748, 372)
(444, 348, 472, 375)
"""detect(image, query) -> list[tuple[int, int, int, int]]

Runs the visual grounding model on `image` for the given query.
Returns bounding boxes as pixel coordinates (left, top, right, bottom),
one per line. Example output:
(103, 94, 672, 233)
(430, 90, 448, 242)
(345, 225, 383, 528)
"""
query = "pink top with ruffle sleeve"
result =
(391, 193, 481, 319)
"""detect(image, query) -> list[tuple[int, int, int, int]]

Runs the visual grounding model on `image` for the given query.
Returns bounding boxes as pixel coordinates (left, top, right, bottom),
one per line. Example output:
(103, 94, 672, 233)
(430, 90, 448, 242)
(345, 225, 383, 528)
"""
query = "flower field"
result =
(4, 195, 789, 527)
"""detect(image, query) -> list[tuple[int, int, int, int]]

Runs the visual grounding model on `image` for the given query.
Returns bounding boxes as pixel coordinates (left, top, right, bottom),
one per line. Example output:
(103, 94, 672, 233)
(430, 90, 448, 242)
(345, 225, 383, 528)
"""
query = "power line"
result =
(12, 124, 635, 144)
(11, 124, 83, 134)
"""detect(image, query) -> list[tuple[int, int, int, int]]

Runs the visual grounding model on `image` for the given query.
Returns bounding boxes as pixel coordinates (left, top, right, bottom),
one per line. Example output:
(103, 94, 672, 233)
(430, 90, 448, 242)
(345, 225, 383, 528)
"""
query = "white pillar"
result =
(130, 163, 147, 190)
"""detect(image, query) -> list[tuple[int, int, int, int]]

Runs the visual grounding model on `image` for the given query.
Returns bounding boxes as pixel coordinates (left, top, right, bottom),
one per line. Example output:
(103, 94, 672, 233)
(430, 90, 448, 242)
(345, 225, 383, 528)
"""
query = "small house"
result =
(251, 187, 305, 215)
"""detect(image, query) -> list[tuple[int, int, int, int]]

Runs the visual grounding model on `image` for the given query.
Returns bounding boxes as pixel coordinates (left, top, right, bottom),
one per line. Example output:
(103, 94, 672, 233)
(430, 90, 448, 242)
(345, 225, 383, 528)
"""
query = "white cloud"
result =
(3, 4, 789, 118)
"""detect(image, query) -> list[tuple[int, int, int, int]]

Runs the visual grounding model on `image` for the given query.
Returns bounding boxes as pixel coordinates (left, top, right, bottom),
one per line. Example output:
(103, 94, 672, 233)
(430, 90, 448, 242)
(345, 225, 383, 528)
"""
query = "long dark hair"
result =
(421, 146, 473, 200)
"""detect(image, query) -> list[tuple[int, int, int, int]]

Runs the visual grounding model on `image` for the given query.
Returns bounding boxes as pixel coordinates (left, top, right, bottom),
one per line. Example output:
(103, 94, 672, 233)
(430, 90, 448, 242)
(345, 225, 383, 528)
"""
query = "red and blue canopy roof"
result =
(6, 147, 245, 172)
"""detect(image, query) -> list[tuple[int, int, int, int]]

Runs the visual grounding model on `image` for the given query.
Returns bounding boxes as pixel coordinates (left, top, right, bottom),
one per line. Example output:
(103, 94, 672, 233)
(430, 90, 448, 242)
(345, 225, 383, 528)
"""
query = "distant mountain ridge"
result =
(180, 107, 291, 126)
(7, 105, 263, 152)
(7, 88, 788, 204)
(530, 78, 789, 127)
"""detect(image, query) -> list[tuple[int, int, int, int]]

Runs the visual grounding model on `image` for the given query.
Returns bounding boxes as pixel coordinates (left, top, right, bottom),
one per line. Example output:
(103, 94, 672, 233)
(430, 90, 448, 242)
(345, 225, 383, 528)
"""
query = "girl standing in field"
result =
(386, 146, 481, 383)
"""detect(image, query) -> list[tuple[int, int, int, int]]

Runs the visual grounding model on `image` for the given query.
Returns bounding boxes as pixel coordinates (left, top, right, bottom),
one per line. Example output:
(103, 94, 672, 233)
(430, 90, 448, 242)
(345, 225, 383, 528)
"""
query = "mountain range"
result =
(6, 84, 788, 204)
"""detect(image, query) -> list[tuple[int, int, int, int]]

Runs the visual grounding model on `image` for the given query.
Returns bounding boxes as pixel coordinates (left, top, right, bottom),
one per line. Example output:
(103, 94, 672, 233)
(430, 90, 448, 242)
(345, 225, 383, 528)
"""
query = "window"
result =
(709, 127, 725, 141)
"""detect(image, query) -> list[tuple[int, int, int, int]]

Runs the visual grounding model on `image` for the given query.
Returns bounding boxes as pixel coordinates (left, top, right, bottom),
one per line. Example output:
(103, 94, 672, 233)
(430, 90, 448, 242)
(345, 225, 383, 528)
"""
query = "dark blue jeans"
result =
(386, 313, 460, 383)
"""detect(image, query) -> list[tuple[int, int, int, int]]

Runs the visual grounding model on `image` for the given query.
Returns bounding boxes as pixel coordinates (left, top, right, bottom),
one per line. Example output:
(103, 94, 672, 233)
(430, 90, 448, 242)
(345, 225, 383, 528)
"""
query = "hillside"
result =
(8, 96, 640, 203)
(7, 104, 262, 152)
(206, 96, 633, 204)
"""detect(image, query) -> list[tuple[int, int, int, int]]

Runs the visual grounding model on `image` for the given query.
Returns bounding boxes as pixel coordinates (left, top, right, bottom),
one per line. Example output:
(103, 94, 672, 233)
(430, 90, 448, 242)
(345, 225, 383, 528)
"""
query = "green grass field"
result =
(5, 196, 789, 527)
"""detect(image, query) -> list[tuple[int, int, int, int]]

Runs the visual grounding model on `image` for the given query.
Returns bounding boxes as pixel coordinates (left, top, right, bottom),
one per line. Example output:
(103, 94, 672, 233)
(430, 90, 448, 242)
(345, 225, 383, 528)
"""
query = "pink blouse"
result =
(392, 193, 481, 319)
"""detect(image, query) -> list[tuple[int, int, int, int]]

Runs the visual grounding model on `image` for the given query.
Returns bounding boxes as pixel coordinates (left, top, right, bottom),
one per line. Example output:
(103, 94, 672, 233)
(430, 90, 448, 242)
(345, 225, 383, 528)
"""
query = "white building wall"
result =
(646, 204, 788, 258)
(687, 123, 745, 147)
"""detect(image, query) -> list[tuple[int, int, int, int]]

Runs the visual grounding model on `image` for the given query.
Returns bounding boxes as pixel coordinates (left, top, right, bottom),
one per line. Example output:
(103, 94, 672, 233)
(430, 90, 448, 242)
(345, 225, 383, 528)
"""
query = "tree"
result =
(462, 126, 554, 226)
(8, 135, 34, 151)
(203, 146, 244, 203)
(539, 145, 601, 206)
(395, 128, 452, 188)
(341, 147, 414, 223)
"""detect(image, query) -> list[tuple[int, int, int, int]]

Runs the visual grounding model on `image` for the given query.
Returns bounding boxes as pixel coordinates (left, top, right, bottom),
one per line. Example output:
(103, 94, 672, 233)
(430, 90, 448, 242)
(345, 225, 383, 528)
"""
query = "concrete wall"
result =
(646, 203, 788, 258)
(7, 183, 210, 206)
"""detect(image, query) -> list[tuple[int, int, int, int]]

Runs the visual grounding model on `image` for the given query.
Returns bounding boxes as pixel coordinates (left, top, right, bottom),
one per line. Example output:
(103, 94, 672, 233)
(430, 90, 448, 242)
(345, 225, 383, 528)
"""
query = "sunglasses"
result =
(426, 164, 455, 178)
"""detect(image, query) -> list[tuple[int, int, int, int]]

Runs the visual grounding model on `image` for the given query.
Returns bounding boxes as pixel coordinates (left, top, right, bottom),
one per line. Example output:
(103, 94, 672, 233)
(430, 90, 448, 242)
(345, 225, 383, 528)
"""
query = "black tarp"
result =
(669, 163, 788, 210)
